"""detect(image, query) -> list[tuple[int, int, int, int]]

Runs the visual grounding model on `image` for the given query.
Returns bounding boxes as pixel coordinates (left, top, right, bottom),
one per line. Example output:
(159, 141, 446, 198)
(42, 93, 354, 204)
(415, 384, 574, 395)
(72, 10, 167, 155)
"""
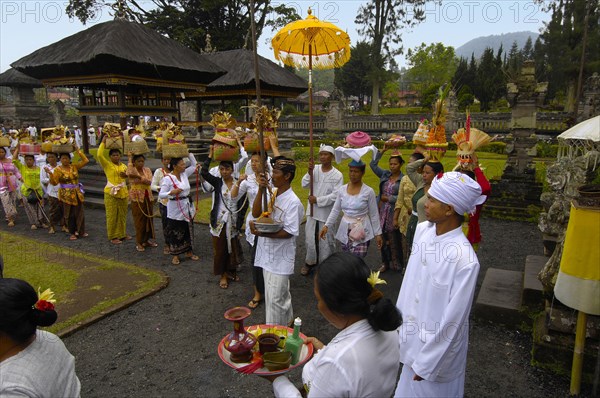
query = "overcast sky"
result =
(0, 0, 551, 73)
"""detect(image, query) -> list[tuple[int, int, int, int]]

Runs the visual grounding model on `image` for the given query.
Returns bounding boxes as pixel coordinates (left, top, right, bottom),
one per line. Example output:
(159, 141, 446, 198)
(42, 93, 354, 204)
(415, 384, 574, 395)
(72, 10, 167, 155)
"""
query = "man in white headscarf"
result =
(300, 144, 343, 275)
(394, 171, 486, 398)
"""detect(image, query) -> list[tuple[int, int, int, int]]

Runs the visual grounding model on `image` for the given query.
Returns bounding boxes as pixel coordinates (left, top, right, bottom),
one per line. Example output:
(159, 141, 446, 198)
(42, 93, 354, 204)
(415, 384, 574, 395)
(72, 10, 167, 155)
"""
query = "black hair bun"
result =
(31, 308, 58, 327)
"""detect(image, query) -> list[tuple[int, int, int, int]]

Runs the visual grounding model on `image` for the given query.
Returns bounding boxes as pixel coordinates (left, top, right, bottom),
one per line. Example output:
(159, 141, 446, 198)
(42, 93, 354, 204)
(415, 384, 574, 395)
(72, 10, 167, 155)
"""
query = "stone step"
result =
(532, 307, 599, 382)
(522, 255, 546, 308)
(473, 268, 526, 327)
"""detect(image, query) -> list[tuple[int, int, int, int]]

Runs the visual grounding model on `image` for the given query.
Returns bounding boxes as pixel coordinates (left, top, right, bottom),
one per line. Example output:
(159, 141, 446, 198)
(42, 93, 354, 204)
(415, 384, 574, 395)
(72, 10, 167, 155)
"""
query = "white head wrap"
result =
(319, 144, 335, 156)
(428, 171, 487, 215)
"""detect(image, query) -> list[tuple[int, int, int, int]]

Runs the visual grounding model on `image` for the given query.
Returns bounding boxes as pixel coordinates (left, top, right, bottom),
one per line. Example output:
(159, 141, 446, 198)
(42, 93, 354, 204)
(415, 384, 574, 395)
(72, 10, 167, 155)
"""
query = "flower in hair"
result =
(436, 172, 444, 179)
(35, 287, 56, 311)
(367, 271, 387, 288)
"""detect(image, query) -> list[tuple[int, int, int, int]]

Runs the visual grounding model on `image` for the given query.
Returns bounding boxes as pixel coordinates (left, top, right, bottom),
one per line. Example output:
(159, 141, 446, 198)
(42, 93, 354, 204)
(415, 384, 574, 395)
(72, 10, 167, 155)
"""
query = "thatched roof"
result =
(0, 68, 43, 88)
(11, 19, 226, 85)
(202, 49, 307, 96)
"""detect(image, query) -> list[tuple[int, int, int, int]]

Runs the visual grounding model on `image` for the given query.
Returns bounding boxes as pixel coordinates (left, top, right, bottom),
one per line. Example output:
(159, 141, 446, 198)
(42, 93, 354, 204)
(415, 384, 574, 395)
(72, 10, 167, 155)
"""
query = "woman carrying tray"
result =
(95, 137, 130, 244)
(320, 160, 383, 258)
(151, 156, 171, 254)
(201, 147, 244, 289)
(158, 153, 200, 265)
(369, 143, 405, 272)
(12, 146, 47, 230)
(46, 145, 89, 240)
(127, 152, 157, 252)
(0, 146, 21, 227)
(40, 152, 65, 234)
(265, 252, 402, 397)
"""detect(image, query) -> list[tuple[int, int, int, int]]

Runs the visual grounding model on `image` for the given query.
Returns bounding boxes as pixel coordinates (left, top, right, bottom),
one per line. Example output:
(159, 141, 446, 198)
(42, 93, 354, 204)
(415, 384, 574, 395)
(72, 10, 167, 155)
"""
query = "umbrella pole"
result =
(309, 46, 314, 216)
(249, 0, 268, 211)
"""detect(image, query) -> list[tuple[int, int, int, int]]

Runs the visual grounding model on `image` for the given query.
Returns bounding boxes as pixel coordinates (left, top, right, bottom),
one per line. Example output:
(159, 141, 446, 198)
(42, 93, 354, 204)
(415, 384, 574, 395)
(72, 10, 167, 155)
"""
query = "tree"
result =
(295, 69, 335, 93)
(537, 0, 600, 111)
(66, 0, 299, 52)
(404, 43, 458, 101)
(452, 57, 468, 91)
(521, 36, 534, 60)
(476, 48, 496, 111)
(382, 80, 400, 107)
(533, 37, 547, 80)
(506, 40, 523, 80)
(335, 41, 375, 107)
(355, 0, 428, 115)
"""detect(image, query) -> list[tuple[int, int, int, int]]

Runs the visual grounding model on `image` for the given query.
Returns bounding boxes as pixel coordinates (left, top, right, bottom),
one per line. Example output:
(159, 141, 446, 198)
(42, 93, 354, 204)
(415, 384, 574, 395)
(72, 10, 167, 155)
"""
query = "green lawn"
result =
(1, 232, 166, 336)
(195, 148, 507, 224)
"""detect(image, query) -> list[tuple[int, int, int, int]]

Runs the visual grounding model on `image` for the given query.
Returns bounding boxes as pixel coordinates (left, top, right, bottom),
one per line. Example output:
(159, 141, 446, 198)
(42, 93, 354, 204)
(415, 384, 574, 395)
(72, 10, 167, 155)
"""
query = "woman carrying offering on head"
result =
(0, 146, 21, 227)
(12, 146, 46, 230)
(201, 147, 243, 289)
(320, 160, 383, 258)
(127, 152, 157, 252)
(0, 278, 80, 397)
(95, 137, 129, 244)
(158, 153, 200, 265)
(40, 152, 65, 234)
(404, 153, 444, 251)
(151, 156, 171, 255)
(265, 252, 402, 397)
(370, 144, 405, 272)
(393, 152, 421, 266)
(46, 146, 89, 240)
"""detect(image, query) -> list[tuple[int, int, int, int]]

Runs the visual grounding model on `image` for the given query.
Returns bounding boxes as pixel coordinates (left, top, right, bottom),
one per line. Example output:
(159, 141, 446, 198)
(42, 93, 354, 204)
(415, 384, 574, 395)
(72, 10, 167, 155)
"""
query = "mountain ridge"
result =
(455, 31, 539, 59)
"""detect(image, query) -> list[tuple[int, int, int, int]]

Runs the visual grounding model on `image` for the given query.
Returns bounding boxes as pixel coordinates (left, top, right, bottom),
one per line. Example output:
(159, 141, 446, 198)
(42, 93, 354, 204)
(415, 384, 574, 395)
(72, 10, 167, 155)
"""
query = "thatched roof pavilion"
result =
(0, 68, 43, 88)
(195, 49, 307, 99)
(11, 19, 225, 91)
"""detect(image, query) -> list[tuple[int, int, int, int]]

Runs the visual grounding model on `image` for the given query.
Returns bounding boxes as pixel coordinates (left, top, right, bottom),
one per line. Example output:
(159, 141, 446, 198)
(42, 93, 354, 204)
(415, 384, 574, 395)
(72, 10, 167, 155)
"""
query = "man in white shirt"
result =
(27, 124, 37, 141)
(300, 144, 343, 275)
(395, 171, 486, 398)
(249, 156, 303, 327)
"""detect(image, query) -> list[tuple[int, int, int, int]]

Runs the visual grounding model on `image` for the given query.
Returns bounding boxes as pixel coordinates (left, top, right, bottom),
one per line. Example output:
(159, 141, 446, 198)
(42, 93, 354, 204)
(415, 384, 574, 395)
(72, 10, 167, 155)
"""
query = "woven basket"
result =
(213, 143, 239, 162)
(41, 141, 53, 153)
(19, 143, 41, 155)
(52, 143, 74, 153)
(106, 136, 123, 150)
(162, 144, 189, 158)
(123, 131, 149, 155)
(243, 135, 271, 153)
(0, 136, 10, 147)
(124, 140, 149, 155)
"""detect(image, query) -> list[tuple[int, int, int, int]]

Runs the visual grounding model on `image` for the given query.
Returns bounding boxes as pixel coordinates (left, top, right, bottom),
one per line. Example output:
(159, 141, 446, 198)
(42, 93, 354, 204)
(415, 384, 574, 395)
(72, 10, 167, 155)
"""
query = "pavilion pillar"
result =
(78, 87, 89, 154)
(196, 99, 202, 137)
(118, 87, 127, 129)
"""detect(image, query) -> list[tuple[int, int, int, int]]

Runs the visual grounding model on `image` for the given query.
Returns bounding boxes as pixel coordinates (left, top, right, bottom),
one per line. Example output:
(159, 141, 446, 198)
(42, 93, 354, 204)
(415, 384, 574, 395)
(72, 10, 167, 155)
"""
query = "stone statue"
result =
(538, 150, 600, 291)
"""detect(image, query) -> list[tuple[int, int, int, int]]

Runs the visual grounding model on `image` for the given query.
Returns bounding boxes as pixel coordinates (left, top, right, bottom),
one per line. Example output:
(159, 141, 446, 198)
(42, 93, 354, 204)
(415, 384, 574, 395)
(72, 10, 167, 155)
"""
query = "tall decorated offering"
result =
(161, 123, 188, 158)
(425, 85, 450, 162)
(18, 130, 41, 155)
(48, 125, 74, 153)
(412, 119, 430, 152)
(103, 122, 123, 150)
(244, 105, 280, 153)
(209, 111, 240, 162)
(452, 109, 492, 171)
(124, 124, 149, 155)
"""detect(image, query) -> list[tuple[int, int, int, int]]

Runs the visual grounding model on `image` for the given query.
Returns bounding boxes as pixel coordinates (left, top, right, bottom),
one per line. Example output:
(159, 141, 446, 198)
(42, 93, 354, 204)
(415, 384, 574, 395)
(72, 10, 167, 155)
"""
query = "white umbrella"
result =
(557, 115, 600, 166)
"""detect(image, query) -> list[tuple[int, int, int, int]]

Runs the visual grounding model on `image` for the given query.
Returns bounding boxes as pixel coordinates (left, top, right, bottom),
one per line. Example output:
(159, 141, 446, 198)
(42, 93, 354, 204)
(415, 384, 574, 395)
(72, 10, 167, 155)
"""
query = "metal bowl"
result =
(254, 222, 284, 234)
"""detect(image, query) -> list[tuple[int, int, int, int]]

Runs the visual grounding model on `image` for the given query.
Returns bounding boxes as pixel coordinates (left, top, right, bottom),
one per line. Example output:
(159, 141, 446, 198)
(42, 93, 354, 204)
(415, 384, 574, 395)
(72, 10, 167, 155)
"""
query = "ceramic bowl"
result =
(263, 351, 292, 372)
(254, 222, 283, 234)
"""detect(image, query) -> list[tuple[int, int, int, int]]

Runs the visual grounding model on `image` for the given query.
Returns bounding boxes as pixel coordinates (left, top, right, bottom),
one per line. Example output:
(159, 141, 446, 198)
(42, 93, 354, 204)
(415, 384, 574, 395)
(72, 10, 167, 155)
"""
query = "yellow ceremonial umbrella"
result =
(271, 7, 351, 213)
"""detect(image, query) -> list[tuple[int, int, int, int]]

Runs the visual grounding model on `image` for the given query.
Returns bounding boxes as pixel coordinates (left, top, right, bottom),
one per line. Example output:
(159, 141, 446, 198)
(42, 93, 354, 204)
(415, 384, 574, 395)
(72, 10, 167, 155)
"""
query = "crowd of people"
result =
(1, 128, 493, 397)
